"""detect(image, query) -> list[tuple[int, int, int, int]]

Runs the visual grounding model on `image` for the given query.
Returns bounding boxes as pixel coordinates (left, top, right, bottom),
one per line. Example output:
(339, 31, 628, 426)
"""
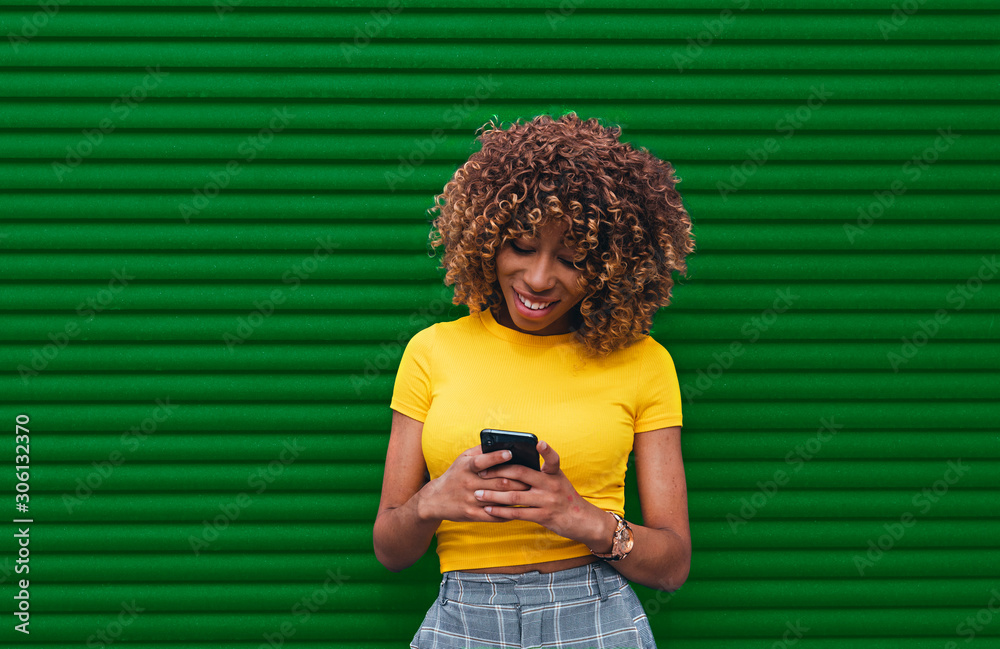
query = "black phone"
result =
(480, 429, 540, 471)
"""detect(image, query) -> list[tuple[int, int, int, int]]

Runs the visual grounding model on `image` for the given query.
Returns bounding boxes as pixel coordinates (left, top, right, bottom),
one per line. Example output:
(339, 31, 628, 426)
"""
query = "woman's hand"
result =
(473, 440, 610, 548)
(417, 444, 532, 524)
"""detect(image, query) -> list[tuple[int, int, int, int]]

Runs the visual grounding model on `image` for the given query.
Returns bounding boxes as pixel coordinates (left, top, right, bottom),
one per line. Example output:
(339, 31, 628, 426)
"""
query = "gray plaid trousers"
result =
(410, 560, 658, 649)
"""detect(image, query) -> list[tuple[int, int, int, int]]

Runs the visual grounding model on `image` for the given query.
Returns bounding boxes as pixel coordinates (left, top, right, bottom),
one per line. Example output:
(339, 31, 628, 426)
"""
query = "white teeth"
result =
(517, 292, 552, 310)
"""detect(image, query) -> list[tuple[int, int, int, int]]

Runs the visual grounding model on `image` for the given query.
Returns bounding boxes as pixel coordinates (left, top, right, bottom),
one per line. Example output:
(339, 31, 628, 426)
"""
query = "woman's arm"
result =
(594, 425, 691, 592)
(373, 410, 440, 572)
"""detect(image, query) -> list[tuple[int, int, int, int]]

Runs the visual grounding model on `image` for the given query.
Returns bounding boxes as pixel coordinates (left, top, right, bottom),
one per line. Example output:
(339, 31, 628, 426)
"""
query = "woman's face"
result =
(492, 218, 589, 336)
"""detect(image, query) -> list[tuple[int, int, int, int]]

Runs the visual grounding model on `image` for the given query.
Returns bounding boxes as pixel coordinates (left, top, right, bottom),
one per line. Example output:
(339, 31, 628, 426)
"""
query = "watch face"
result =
(603, 514, 633, 559)
(618, 525, 634, 554)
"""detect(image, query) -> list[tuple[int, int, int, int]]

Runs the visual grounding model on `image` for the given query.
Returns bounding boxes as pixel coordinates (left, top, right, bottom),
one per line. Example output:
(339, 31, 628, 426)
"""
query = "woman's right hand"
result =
(417, 444, 531, 523)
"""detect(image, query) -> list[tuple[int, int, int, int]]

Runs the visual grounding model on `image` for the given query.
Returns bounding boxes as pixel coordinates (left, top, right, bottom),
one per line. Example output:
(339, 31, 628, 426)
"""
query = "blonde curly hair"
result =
(426, 111, 696, 358)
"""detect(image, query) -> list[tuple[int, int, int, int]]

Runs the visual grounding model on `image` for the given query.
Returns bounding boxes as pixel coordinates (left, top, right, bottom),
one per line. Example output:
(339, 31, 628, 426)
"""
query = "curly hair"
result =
(426, 111, 696, 359)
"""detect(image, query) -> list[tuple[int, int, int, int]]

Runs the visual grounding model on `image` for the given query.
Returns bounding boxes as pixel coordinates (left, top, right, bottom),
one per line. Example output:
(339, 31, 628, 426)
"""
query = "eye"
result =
(509, 241, 582, 269)
(562, 258, 584, 270)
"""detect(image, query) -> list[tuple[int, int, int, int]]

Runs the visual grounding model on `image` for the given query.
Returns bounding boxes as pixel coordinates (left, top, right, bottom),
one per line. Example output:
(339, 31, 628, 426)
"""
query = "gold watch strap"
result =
(590, 511, 632, 561)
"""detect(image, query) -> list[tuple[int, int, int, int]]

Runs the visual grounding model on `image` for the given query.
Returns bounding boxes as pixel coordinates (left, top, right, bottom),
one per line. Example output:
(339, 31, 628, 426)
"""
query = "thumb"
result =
(538, 440, 560, 474)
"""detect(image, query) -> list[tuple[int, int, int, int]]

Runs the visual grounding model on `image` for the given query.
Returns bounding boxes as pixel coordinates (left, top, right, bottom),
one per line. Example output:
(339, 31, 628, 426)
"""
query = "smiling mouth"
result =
(514, 289, 558, 311)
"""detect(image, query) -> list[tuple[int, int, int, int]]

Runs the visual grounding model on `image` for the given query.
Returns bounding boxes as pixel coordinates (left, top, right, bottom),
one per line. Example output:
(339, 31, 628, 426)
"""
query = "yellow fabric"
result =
(389, 307, 683, 573)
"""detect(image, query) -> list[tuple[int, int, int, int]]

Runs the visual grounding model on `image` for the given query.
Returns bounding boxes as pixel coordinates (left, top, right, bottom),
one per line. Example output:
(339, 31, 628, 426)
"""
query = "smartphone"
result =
(480, 429, 540, 471)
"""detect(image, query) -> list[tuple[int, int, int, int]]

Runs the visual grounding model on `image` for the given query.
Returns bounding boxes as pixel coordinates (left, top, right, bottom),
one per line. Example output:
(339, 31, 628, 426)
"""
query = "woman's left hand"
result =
(473, 440, 607, 546)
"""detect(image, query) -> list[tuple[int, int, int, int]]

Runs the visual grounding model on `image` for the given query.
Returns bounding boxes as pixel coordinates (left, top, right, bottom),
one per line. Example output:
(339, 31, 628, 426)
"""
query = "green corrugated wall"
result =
(1, 0, 998, 646)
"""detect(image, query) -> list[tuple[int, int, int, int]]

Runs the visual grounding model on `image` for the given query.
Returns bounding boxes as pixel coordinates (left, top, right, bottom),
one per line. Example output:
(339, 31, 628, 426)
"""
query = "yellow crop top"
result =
(389, 307, 683, 573)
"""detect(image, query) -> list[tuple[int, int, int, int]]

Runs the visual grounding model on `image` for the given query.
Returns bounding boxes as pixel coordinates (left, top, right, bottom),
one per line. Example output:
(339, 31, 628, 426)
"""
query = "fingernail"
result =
(502, 450, 511, 459)
(540, 441, 547, 450)
(474, 489, 484, 498)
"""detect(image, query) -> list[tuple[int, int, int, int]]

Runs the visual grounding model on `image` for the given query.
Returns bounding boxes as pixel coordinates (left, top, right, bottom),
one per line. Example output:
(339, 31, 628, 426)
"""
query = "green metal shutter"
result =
(1, 0, 998, 647)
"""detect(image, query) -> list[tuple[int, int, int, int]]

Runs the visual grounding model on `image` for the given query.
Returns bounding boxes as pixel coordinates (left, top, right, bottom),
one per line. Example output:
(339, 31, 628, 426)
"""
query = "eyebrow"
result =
(514, 236, 577, 253)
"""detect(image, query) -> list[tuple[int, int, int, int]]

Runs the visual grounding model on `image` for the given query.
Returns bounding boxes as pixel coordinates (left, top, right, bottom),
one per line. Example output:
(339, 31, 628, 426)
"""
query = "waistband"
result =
(439, 560, 628, 606)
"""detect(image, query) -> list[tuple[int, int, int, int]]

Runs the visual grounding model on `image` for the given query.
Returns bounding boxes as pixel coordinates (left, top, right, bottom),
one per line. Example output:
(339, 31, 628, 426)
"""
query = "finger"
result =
(483, 504, 531, 521)
(472, 449, 514, 472)
(487, 476, 531, 491)
(475, 489, 532, 507)
(538, 440, 560, 474)
(477, 463, 537, 485)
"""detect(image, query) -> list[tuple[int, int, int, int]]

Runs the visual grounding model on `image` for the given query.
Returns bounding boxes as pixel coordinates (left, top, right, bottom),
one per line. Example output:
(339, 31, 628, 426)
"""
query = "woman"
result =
(374, 112, 696, 649)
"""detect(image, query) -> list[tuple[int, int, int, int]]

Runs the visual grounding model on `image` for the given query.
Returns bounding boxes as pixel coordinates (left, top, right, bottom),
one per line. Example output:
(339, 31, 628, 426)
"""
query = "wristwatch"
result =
(590, 511, 634, 561)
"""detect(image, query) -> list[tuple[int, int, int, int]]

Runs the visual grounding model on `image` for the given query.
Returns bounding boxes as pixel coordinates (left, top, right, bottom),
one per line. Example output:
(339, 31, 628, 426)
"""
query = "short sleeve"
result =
(634, 340, 683, 432)
(389, 325, 436, 423)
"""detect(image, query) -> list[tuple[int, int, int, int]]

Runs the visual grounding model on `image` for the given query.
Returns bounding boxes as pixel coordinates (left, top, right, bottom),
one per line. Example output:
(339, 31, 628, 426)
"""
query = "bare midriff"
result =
(455, 553, 599, 575)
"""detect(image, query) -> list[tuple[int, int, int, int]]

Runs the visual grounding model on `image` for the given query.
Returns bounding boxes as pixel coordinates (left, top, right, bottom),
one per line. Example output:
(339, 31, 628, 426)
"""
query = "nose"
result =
(523, 255, 556, 292)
